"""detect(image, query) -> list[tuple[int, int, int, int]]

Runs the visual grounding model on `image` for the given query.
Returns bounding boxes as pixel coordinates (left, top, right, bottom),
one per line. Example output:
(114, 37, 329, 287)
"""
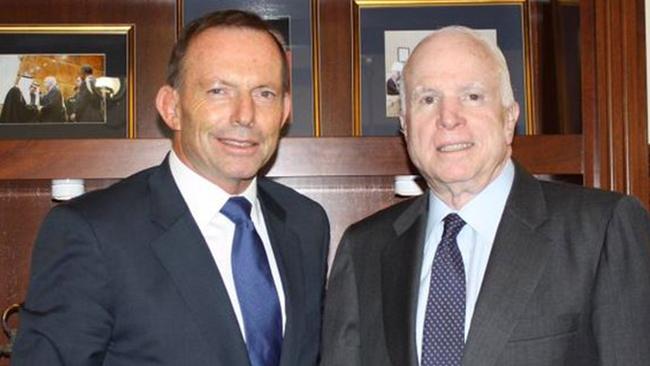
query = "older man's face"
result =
(401, 32, 518, 199)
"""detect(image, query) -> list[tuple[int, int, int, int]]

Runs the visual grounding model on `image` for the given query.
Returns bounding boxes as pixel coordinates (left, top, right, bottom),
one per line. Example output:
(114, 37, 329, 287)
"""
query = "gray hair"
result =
(399, 25, 515, 113)
(44, 76, 57, 88)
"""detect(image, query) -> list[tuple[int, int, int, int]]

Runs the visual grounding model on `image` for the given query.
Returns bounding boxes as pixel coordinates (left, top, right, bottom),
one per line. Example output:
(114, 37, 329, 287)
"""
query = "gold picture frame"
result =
(352, 0, 533, 136)
(0, 24, 135, 138)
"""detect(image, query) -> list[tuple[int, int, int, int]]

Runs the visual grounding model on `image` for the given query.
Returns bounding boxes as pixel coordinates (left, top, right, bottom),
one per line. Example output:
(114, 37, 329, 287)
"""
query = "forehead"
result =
(183, 27, 283, 77)
(406, 33, 499, 88)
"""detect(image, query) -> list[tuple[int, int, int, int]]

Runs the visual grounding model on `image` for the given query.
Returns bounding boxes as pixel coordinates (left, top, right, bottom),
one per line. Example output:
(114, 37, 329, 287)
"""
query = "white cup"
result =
(51, 179, 85, 201)
(394, 175, 424, 196)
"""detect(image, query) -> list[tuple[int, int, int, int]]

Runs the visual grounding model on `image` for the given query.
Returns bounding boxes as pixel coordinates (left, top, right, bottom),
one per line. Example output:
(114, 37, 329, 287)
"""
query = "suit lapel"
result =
(463, 164, 553, 366)
(258, 184, 305, 366)
(381, 194, 429, 366)
(147, 160, 249, 365)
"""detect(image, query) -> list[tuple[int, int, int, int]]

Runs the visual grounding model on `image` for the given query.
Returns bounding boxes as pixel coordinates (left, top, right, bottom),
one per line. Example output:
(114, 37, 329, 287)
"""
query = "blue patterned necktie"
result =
(422, 213, 466, 366)
(221, 197, 282, 366)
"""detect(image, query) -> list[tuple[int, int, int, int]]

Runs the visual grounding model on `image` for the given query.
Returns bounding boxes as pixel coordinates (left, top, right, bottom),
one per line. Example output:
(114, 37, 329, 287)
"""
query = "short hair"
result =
(80, 65, 93, 76)
(166, 9, 289, 92)
(44, 76, 57, 87)
(400, 26, 515, 110)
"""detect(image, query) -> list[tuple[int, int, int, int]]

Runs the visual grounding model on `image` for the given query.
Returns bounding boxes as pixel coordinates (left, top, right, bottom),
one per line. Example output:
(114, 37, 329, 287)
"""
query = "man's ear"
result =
(399, 113, 408, 138)
(281, 92, 292, 128)
(155, 85, 181, 131)
(503, 102, 520, 144)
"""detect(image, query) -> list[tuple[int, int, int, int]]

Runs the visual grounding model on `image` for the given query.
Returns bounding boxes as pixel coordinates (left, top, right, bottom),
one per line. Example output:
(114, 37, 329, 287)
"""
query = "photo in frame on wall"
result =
(181, 0, 319, 137)
(0, 25, 135, 139)
(353, 0, 531, 136)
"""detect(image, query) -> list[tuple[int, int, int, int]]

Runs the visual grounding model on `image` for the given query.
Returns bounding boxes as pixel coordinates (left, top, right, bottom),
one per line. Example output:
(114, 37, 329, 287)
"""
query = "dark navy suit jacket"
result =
(13, 158, 330, 366)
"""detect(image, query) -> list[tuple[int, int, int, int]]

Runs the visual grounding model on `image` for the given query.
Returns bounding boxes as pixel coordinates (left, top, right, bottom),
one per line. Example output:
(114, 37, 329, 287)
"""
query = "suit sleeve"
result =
(12, 205, 113, 366)
(320, 232, 362, 366)
(592, 196, 650, 365)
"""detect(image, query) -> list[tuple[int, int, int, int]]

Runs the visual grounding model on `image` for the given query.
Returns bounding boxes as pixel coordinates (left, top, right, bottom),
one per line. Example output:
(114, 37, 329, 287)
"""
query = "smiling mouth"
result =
(437, 142, 474, 152)
(219, 138, 257, 149)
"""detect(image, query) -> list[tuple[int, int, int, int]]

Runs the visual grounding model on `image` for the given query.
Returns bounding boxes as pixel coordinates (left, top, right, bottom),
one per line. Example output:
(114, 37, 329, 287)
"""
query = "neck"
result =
(429, 158, 510, 210)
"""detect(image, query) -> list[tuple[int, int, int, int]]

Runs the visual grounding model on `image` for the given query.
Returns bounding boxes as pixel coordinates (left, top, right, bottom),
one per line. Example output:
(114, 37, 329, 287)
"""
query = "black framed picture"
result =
(354, 0, 530, 136)
(182, 0, 319, 137)
(0, 25, 135, 139)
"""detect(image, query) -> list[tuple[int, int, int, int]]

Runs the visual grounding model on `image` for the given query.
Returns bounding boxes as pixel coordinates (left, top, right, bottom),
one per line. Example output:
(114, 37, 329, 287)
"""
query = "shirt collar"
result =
(168, 150, 258, 228)
(427, 159, 514, 242)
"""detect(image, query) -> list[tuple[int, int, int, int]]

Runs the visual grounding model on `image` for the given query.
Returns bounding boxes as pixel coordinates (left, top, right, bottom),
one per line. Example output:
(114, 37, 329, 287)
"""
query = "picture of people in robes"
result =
(0, 76, 39, 123)
(0, 55, 107, 124)
(39, 76, 66, 122)
(70, 65, 103, 123)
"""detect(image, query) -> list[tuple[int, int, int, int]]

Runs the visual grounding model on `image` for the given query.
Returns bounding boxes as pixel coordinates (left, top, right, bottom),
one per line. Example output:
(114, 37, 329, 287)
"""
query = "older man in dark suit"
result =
(39, 76, 66, 122)
(13, 10, 329, 366)
(321, 26, 650, 366)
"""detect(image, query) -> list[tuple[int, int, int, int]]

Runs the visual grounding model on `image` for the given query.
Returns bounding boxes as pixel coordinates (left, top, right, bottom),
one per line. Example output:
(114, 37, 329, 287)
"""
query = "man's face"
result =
(160, 27, 290, 194)
(401, 32, 518, 198)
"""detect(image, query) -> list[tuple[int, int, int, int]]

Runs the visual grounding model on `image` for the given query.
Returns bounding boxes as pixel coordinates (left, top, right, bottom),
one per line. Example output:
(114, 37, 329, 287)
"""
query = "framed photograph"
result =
(354, 0, 531, 136)
(0, 25, 135, 139)
(181, 0, 320, 137)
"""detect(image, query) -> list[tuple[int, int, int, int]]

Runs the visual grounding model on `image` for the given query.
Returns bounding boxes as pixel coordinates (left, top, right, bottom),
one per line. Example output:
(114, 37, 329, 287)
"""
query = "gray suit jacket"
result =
(14, 158, 330, 366)
(321, 163, 650, 366)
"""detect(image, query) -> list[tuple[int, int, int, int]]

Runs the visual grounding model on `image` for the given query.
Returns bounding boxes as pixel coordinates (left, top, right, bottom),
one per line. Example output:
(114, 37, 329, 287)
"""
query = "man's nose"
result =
(437, 98, 464, 129)
(233, 94, 254, 127)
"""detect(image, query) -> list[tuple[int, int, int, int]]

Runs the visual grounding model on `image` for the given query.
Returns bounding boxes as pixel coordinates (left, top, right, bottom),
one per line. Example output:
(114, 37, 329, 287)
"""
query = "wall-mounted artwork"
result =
(0, 25, 135, 139)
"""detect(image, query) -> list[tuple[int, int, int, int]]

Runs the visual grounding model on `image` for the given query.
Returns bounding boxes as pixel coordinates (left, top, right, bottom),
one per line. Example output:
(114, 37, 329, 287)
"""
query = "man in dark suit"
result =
(72, 65, 103, 122)
(13, 9, 329, 366)
(321, 26, 650, 366)
(39, 76, 66, 122)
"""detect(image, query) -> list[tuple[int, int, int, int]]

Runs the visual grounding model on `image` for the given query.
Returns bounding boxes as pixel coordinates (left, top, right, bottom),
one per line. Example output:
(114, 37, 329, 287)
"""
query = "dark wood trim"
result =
(0, 135, 583, 180)
(581, 0, 649, 205)
(317, 0, 353, 136)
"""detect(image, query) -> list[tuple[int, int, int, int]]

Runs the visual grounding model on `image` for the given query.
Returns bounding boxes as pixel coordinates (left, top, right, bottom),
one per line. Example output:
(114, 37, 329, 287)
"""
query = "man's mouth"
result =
(437, 142, 474, 152)
(219, 138, 257, 148)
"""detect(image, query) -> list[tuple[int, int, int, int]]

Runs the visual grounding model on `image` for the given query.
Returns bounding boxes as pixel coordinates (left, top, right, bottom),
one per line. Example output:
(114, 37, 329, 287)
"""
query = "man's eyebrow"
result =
(460, 82, 486, 90)
(411, 86, 439, 94)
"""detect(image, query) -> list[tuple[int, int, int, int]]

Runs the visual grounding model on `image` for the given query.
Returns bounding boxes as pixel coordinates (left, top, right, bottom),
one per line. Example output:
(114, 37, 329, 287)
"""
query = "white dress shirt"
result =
(168, 151, 286, 339)
(415, 159, 514, 363)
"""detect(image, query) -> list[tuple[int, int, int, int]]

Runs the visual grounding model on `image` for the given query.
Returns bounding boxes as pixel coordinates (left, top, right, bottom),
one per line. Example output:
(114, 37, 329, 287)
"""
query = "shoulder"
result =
(339, 195, 425, 251)
(512, 163, 631, 221)
(522, 177, 649, 241)
(538, 179, 628, 215)
(53, 164, 162, 225)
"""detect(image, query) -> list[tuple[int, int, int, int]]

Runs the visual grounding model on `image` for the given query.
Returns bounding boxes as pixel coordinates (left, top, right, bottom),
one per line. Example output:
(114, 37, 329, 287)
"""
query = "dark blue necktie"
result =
(422, 213, 466, 366)
(221, 197, 282, 366)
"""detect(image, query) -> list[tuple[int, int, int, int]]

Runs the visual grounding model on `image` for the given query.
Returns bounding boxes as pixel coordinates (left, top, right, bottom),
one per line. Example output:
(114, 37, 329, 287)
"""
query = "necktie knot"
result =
(221, 197, 253, 225)
(442, 213, 465, 242)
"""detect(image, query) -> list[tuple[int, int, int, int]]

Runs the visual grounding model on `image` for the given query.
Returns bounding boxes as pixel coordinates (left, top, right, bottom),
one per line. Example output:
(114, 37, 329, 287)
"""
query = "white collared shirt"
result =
(415, 160, 515, 363)
(168, 151, 286, 339)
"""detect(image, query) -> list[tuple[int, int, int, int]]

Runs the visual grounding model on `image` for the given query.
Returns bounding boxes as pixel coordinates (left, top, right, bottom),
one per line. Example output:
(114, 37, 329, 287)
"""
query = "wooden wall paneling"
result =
(528, 0, 582, 135)
(581, 0, 649, 206)
(274, 176, 408, 263)
(0, 181, 51, 364)
(317, 0, 354, 136)
(0, 0, 177, 138)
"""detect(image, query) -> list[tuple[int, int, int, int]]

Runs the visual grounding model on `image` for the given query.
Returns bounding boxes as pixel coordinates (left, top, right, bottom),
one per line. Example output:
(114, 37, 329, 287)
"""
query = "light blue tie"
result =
(221, 197, 282, 366)
(422, 213, 466, 366)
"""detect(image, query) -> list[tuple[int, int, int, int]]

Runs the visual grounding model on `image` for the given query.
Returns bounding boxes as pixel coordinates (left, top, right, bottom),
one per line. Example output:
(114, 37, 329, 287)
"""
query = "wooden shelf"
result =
(0, 135, 582, 180)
